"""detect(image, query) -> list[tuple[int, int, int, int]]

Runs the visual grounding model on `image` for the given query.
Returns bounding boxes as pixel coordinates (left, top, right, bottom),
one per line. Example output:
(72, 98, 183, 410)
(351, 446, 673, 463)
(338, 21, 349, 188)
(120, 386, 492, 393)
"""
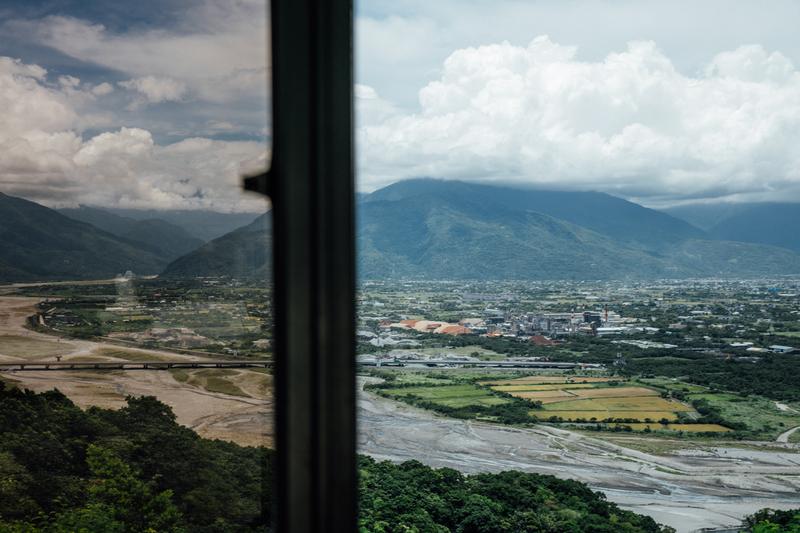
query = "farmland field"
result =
(381, 384, 510, 407)
(485, 376, 696, 423)
(491, 383, 596, 392)
(535, 410, 680, 421)
(367, 370, 800, 439)
(613, 423, 731, 433)
(480, 375, 618, 386)
(540, 396, 692, 412)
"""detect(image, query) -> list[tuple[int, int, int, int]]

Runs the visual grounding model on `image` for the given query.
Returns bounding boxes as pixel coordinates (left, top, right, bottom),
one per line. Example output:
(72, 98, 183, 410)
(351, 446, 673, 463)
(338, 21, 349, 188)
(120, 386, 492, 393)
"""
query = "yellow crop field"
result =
(487, 375, 699, 428)
(566, 387, 658, 399)
(491, 383, 595, 392)
(542, 396, 693, 412)
(620, 423, 731, 432)
(513, 390, 577, 401)
(513, 390, 576, 398)
(531, 410, 680, 421)
(481, 376, 617, 386)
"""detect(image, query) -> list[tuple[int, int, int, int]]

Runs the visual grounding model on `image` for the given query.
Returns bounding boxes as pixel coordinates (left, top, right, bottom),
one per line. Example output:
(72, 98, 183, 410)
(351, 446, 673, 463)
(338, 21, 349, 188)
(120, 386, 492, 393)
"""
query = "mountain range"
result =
(663, 203, 800, 253)
(0, 193, 165, 282)
(2, 180, 799, 282)
(355, 180, 800, 279)
(160, 213, 271, 278)
(58, 206, 205, 262)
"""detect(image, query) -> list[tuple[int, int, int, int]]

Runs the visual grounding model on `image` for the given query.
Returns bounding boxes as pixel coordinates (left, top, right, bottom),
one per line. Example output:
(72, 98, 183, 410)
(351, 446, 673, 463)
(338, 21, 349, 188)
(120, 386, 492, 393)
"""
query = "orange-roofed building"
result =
(530, 335, 557, 346)
(435, 324, 472, 335)
(412, 320, 444, 332)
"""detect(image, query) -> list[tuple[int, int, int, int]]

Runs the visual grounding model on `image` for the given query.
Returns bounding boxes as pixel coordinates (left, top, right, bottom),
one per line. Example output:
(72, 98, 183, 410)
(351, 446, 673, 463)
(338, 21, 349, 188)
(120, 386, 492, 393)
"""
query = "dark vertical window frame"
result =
(246, 1, 357, 531)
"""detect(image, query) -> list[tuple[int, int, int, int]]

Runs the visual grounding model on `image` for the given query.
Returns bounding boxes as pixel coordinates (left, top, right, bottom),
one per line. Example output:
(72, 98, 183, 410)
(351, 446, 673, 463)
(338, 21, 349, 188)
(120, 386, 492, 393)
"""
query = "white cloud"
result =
(0, 56, 267, 212)
(11, 4, 268, 104)
(357, 37, 800, 203)
(119, 76, 187, 105)
(90, 82, 114, 96)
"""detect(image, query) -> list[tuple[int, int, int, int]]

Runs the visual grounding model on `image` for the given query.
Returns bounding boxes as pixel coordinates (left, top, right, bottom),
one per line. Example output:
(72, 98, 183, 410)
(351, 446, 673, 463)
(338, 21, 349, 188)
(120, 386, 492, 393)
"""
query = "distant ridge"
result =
(161, 213, 272, 279)
(59, 206, 205, 261)
(0, 193, 166, 282)
(664, 202, 800, 253)
(162, 179, 800, 280)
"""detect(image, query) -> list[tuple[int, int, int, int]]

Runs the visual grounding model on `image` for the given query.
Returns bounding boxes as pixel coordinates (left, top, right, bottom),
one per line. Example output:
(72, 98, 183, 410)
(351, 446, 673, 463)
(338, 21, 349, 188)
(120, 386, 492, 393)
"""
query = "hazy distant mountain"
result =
(661, 203, 748, 231)
(0, 193, 165, 282)
(162, 179, 800, 280)
(368, 179, 705, 248)
(160, 213, 271, 278)
(59, 206, 204, 261)
(358, 180, 799, 279)
(664, 202, 800, 253)
(107, 208, 260, 242)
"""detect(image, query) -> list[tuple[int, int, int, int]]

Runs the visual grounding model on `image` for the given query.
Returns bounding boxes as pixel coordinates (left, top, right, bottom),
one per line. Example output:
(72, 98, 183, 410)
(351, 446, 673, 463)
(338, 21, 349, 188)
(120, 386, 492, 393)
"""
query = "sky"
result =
(1, 1, 800, 211)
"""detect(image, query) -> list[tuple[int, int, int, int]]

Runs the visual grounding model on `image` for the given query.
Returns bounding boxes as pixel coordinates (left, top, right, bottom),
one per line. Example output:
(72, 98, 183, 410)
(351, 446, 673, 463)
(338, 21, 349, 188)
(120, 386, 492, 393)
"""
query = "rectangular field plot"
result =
(542, 396, 693, 412)
(382, 384, 510, 408)
(532, 410, 680, 422)
(512, 390, 578, 401)
(481, 376, 617, 386)
(618, 423, 732, 433)
(491, 383, 596, 392)
(566, 387, 659, 399)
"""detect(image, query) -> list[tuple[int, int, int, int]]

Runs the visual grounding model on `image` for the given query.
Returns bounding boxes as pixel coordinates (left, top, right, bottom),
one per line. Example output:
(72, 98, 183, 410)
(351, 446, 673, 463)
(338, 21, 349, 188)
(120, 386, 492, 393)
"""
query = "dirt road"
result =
(778, 426, 800, 443)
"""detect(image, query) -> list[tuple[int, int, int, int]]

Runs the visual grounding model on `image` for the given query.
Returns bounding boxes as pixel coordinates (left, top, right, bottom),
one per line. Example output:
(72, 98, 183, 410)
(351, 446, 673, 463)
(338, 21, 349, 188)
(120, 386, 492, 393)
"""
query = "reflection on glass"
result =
(0, 1, 273, 530)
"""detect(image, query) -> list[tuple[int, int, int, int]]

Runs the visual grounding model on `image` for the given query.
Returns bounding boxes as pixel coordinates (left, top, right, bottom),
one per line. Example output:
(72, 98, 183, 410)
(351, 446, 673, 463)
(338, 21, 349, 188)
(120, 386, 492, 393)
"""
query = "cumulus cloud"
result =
(0, 56, 267, 212)
(8, 4, 268, 104)
(119, 76, 187, 105)
(357, 37, 800, 204)
(90, 82, 114, 96)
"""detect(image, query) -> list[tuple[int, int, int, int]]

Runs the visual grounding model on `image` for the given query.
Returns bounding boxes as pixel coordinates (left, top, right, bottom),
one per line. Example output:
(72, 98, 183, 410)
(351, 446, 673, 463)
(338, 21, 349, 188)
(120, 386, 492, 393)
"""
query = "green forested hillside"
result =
(357, 180, 800, 279)
(58, 206, 205, 261)
(160, 180, 800, 280)
(367, 179, 704, 247)
(664, 202, 800, 253)
(0, 384, 674, 532)
(0, 193, 166, 282)
(160, 213, 271, 278)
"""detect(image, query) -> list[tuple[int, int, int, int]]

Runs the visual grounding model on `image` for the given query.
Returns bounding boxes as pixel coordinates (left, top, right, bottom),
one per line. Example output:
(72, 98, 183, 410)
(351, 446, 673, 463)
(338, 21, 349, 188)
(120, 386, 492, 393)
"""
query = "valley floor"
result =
(356, 376, 800, 533)
(2, 294, 800, 532)
(0, 296, 272, 446)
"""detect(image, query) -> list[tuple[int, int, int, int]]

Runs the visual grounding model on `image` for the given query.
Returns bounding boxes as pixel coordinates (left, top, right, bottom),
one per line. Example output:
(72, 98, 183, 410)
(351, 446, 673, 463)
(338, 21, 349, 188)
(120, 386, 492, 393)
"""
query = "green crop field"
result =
(533, 410, 680, 422)
(381, 384, 510, 407)
(540, 395, 692, 413)
(615, 423, 731, 433)
(686, 392, 800, 439)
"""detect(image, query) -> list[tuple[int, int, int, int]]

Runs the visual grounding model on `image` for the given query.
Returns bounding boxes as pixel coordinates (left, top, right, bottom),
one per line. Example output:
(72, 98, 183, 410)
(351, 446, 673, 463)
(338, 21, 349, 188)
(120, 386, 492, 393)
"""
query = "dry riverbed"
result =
(357, 376, 800, 533)
(0, 296, 272, 447)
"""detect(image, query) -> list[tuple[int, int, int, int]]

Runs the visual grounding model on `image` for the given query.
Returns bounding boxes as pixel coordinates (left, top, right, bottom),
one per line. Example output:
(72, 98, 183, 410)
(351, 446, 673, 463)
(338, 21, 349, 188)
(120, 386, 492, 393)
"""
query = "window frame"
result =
(247, 1, 357, 531)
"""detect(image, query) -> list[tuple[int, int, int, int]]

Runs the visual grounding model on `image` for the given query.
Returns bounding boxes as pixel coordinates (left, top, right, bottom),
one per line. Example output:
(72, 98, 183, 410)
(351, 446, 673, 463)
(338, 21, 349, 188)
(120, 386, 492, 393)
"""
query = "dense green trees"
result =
(358, 457, 673, 532)
(745, 508, 800, 532)
(623, 354, 800, 401)
(0, 383, 268, 532)
(0, 383, 677, 532)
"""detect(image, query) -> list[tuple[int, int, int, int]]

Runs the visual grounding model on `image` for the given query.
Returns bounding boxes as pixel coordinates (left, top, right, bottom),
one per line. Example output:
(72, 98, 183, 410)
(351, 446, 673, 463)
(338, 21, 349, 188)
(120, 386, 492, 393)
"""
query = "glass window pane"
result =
(0, 2, 273, 530)
(356, 2, 800, 532)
